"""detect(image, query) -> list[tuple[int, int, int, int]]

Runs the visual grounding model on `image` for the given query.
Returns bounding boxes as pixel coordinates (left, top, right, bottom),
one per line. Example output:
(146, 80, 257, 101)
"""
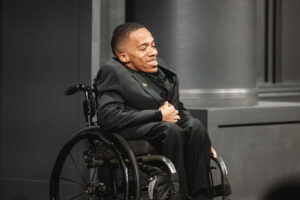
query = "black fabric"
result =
(96, 57, 211, 199)
(126, 67, 175, 102)
(194, 189, 210, 200)
(124, 118, 212, 199)
(96, 57, 191, 133)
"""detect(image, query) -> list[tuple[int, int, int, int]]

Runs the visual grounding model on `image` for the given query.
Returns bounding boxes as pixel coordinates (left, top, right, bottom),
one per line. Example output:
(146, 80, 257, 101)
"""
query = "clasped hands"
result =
(158, 101, 180, 123)
(158, 101, 217, 158)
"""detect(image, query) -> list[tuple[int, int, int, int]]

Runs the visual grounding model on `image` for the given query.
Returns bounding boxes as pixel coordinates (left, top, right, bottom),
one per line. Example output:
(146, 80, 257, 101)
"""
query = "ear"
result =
(118, 53, 130, 63)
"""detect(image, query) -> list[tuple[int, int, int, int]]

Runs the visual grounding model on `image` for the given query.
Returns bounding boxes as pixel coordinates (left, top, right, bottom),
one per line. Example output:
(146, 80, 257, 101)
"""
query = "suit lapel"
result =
(130, 72, 164, 105)
(160, 66, 177, 85)
(159, 66, 178, 102)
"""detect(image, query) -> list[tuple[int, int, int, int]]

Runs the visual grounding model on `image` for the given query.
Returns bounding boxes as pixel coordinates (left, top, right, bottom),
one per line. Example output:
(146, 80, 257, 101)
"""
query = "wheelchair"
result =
(50, 82, 231, 200)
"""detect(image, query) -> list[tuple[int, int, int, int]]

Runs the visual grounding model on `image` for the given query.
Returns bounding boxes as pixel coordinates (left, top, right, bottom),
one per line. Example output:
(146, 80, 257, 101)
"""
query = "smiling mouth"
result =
(147, 59, 158, 66)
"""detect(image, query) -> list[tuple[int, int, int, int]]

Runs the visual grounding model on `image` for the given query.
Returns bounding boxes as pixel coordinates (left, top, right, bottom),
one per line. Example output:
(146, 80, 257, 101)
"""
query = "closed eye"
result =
(139, 44, 147, 50)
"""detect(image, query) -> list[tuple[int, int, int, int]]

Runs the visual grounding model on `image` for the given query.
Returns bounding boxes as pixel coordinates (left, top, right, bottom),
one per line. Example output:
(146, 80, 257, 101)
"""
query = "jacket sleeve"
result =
(96, 65, 162, 133)
(177, 100, 192, 119)
(173, 74, 192, 119)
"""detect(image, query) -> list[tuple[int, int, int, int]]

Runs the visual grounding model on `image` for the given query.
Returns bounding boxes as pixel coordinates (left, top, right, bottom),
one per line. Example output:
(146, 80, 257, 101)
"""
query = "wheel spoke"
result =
(68, 192, 84, 200)
(60, 176, 85, 186)
(90, 167, 97, 182)
(85, 138, 90, 150)
(69, 152, 87, 184)
(88, 137, 96, 152)
(51, 131, 135, 200)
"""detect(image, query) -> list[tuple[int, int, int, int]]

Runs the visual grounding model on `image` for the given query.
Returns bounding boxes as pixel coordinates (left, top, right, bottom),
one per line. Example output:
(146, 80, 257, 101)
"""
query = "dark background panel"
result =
(281, 0, 300, 83)
(0, 0, 91, 199)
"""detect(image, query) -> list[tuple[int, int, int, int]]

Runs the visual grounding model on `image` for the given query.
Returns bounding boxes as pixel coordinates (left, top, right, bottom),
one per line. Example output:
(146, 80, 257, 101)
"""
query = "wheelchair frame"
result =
(49, 82, 231, 200)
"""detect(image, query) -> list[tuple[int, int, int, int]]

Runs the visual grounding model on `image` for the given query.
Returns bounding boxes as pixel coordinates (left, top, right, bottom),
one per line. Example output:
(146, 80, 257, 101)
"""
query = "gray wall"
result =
(127, 0, 257, 90)
(0, 0, 91, 199)
(2, 0, 300, 199)
(127, 0, 300, 104)
(126, 0, 258, 107)
(191, 102, 300, 200)
(126, 0, 300, 199)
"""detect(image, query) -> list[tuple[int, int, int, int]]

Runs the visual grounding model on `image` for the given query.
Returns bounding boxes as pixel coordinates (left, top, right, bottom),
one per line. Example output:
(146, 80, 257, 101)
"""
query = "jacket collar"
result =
(112, 57, 176, 105)
(130, 71, 164, 105)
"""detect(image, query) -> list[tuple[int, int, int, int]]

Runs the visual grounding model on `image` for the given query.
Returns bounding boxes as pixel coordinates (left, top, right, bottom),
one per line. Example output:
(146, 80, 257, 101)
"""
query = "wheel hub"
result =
(83, 182, 107, 198)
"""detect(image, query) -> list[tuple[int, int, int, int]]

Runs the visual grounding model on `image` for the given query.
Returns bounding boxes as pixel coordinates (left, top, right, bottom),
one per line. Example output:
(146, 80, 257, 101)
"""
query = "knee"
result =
(187, 118, 209, 139)
(192, 118, 206, 131)
(157, 122, 183, 140)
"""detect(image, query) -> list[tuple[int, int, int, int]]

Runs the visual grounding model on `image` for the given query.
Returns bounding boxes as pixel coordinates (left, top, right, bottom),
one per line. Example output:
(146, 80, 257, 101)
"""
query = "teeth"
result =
(148, 60, 158, 65)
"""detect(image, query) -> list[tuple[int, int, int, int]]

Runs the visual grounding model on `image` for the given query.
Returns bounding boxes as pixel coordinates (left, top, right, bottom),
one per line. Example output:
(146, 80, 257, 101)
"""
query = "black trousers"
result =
(119, 117, 212, 200)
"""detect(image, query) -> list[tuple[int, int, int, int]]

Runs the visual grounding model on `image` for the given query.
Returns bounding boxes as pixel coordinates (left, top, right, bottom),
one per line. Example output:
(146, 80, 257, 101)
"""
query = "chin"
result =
(141, 65, 158, 73)
(148, 67, 158, 73)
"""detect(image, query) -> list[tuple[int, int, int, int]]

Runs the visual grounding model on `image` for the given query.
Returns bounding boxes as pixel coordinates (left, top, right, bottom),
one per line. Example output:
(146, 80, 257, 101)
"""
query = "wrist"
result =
(155, 110, 163, 121)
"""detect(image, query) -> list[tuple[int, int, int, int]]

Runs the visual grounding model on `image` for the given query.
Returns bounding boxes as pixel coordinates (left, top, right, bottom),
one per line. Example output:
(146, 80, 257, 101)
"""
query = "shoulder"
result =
(102, 58, 128, 74)
(96, 58, 130, 80)
(96, 58, 132, 92)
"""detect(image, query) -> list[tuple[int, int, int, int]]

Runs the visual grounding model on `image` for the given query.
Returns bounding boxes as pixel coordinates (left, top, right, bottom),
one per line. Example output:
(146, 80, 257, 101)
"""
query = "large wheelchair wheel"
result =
(50, 126, 141, 200)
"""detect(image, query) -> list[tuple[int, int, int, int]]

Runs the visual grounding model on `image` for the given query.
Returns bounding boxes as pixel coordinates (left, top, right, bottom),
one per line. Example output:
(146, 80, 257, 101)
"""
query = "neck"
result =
(125, 63, 139, 71)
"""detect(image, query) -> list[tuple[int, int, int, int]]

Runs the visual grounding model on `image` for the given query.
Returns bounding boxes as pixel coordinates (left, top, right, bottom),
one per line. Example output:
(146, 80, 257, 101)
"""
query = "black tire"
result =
(50, 126, 140, 200)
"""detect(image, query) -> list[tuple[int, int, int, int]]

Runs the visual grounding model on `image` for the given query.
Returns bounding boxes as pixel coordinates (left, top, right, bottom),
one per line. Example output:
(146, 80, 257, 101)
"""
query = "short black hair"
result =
(111, 22, 145, 56)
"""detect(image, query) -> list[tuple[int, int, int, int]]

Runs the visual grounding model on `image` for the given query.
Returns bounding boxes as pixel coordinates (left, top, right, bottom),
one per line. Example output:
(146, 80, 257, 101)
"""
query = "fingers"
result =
(173, 114, 180, 120)
(161, 101, 176, 110)
(165, 114, 180, 123)
(163, 101, 169, 108)
(211, 147, 217, 158)
(159, 101, 181, 123)
(169, 104, 175, 110)
(165, 101, 176, 109)
(159, 101, 169, 110)
(169, 109, 179, 119)
(167, 118, 179, 123)
(168, 106, 180, 122)
(167, 104, 176, 114)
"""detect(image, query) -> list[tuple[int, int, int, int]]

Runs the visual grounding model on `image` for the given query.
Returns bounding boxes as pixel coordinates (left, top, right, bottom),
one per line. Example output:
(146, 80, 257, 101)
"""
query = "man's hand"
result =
(211, 147, 217, 158)
(159, 101, 180, 123)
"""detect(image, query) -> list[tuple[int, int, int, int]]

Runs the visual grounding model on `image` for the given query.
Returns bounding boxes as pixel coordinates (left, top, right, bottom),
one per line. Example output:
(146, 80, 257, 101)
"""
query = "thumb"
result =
(162, 101, 168, 107)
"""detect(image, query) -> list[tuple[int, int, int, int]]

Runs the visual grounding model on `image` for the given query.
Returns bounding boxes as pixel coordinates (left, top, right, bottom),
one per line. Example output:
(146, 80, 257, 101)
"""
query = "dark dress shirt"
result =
(125, 67, 175, 102)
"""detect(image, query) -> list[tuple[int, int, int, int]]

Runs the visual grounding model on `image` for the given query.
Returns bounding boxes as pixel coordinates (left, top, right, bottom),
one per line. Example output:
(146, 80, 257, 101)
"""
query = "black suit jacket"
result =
(95, 57, 191, 133)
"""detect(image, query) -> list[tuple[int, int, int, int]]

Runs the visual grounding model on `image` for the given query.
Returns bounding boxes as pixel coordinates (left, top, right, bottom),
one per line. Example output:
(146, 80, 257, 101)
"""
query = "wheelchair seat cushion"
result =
(127, 140, 159, 156)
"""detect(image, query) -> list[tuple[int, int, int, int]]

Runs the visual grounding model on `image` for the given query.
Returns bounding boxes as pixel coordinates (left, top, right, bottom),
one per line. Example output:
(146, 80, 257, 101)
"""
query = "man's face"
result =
(119, 28, 158, 73)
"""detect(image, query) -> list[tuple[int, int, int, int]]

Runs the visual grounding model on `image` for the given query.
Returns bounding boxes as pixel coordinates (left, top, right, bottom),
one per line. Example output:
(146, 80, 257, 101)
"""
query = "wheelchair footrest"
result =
(210, 183, 232, 197)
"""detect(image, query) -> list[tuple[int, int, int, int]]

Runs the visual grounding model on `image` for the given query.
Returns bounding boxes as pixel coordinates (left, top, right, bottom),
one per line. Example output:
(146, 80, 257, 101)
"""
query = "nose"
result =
(148, 46, 158, 57)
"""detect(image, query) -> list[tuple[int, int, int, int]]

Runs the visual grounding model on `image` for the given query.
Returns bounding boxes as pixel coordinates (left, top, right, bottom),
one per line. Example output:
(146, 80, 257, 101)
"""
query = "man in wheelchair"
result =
(96, 23, 218, 200)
